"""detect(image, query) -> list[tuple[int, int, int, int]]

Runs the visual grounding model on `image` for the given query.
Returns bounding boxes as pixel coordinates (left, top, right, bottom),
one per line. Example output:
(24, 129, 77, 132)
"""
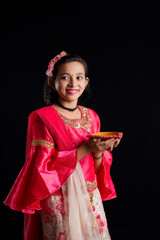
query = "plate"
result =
(87, 132, 123, 140)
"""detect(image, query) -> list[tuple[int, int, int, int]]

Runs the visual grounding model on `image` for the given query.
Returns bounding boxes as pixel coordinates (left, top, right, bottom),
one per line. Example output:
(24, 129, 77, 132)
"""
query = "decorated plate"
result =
(87, 132, 123, 140)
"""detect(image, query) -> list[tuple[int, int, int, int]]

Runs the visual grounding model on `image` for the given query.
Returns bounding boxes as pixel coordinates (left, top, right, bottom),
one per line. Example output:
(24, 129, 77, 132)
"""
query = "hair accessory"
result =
(46, 51, 67, 77)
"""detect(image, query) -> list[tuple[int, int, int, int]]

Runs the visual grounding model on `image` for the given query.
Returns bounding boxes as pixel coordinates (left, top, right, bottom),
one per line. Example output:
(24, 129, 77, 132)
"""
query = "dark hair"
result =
(44, 54, 91, 105)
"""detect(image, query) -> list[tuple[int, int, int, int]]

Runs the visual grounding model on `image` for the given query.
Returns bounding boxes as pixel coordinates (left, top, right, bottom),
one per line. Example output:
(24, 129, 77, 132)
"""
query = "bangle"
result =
(92, 152, 103, 160)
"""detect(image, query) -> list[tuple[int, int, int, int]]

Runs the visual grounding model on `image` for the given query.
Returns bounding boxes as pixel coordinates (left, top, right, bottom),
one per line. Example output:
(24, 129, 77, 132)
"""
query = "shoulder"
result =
(29, 105, 53, 118)
(27, 106, 55, 127)
(27, 106, 57, 133)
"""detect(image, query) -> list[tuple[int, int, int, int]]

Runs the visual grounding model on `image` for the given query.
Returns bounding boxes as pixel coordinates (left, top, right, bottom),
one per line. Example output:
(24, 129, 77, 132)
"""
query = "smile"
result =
(66, 89, 79, 94)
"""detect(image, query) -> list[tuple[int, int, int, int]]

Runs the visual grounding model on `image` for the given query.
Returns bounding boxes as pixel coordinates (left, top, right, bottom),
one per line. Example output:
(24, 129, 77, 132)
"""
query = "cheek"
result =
(54, 80, 59, 91)
(79, 80, 87, 89)
(54, 81, 64, 92)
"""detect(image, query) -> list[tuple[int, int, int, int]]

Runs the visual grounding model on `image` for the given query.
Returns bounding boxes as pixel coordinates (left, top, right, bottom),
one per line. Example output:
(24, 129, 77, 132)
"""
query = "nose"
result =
(68, 76, 77, 87)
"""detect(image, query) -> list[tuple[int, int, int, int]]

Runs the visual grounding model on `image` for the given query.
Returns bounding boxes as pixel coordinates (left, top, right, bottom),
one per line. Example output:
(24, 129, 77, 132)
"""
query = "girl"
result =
(4, 51, 121, 240)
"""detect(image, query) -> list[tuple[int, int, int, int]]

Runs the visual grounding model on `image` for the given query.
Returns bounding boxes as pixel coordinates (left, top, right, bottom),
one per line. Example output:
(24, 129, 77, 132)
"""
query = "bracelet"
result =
(92, 152, 103, 160)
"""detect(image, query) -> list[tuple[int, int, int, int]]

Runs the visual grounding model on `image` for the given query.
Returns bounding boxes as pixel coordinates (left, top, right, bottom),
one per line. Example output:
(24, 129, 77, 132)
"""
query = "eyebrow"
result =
(59, 72, 85, 76)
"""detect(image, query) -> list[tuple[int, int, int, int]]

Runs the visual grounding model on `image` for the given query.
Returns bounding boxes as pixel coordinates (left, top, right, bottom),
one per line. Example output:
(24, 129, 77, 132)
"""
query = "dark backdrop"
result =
(1, 1, 160, 239)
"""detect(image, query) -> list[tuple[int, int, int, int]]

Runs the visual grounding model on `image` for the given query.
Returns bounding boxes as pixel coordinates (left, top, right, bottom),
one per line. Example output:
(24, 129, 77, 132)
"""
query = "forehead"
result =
(57, 61, 85, 74)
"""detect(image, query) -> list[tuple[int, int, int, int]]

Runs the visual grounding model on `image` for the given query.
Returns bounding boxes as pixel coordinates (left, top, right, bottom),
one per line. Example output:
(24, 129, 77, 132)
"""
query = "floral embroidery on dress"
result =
(41, 189, 111, 240)
(91, 189, 111, 239)
(59, 106, 92, 132)
(41, 196, 66, 240)
(57, 232, 65, 240)
(96, 215, 105, 234)
(86, 179, 97, 191)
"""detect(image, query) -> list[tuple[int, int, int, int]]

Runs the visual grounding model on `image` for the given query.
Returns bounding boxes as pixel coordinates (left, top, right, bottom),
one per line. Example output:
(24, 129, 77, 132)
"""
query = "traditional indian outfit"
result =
(4, 104, 116, 240)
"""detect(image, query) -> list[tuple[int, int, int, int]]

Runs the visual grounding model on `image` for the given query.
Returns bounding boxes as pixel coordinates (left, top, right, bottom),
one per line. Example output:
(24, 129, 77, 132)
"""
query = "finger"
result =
(108, 146, 113, 152)
(89, 138, 99, 143)
(104, 139, 116, 146)
(114, 139, 120, 147)
(110, 145, 114, 151)
(113, 140, 118, 147)
(105, 138, 116, 143)
(98, 141, 108, 147)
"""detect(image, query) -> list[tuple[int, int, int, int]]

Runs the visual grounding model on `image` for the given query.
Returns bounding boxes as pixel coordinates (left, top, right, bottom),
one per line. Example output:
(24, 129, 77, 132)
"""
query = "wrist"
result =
(92, 151, 103, 160)
(77, 143, 92, 161)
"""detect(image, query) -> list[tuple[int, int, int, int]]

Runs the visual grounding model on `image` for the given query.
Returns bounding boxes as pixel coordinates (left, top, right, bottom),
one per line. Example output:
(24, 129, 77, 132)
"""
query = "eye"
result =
(77, 76, 83, 80)
(61, 75, 69, 80)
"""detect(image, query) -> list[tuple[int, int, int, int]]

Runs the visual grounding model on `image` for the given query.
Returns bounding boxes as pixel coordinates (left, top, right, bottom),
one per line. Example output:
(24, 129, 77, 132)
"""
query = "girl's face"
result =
(53, 61, 89, 105)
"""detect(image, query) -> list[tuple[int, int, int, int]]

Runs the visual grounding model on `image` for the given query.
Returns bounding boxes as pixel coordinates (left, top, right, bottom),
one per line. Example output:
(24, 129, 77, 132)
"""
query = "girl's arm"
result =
(77, 138, 120, 159)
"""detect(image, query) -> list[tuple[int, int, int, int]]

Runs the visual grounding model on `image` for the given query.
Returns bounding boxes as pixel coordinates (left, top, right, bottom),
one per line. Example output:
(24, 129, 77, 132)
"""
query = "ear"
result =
(48, 77, 55, 90)
(85, 77, 89, 87)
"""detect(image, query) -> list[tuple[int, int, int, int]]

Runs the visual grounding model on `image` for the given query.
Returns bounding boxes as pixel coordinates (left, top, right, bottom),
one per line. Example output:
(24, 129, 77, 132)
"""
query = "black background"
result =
(1, 1, 160, 239)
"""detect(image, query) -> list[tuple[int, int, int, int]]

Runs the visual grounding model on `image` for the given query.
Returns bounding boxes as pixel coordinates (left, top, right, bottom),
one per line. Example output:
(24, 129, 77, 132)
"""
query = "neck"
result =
(56, 101, 78, 112)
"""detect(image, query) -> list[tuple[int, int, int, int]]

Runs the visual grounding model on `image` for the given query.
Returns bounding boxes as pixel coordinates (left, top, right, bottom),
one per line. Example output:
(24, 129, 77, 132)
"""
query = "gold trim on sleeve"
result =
(31, 139, 55, 149)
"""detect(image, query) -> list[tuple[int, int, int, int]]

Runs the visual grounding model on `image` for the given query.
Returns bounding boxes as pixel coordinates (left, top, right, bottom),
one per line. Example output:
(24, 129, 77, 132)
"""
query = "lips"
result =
(66, 89, 79, 94)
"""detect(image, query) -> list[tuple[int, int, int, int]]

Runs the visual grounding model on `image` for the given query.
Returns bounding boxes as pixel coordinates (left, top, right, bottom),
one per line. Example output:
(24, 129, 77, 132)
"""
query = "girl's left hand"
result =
(107, 138, 121, 152)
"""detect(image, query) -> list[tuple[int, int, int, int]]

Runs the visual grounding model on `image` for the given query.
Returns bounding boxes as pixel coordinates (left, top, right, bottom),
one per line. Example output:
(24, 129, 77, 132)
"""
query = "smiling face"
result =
(52, 61, 89, 107)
